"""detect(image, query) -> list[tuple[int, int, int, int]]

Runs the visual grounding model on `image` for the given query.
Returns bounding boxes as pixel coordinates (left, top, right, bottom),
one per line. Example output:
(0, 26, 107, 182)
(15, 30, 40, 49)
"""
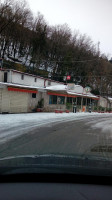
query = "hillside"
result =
(0, 0, 112, 95)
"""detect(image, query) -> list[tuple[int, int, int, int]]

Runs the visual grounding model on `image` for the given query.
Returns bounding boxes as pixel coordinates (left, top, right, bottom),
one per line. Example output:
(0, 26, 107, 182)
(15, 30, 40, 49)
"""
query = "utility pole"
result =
(100, 76, 102, 96)
(98, 41, 100, 57)
(97, 41, 102, 96)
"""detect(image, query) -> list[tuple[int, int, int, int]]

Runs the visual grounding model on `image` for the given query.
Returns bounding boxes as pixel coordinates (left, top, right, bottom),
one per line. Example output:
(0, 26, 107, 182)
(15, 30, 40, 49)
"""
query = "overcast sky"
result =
(27, 0, 112, 58)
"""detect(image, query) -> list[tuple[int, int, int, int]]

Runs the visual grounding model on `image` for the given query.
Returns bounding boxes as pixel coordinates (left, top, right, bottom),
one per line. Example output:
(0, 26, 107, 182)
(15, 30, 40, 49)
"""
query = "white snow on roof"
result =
(0, 82, 44, 90)
(0, 82, 99, 99)
(68, 91, 98, 99)
(46, 84, 83, 91)
(46, 84, 99, 99)
(108, 97, 112, 101)
(46, 84, 67, 90)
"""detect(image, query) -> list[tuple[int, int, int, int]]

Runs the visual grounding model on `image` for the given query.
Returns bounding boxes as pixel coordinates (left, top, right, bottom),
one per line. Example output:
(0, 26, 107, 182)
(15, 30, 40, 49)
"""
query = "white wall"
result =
(0, 87, 39, 113)
(0, 71, 4, 82)
(6, 70, 64, 88)
(98, 97, 107, 107)
(11, 71, 45, 87)
(7, 71, 12, 82)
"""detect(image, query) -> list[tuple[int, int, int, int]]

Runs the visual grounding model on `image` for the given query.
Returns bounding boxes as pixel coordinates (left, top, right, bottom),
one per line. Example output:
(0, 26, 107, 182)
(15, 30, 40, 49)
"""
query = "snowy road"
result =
(0, 112, 112, 158)
(0, 112, 112, 144)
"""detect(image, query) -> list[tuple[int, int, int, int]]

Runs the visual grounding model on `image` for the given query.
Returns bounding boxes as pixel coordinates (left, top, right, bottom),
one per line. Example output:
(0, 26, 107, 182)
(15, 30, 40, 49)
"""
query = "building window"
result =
(48, 81, 51, 86)
(32, 93, 36, 98)
(49, 95, 57, 104)
(83, 98, 86, 106)
(21, 74, 24, 80)
(57, 96, 65, 104)
(87, 98, 90, 105)
(49, 95, 65, 104)
(67, 97, 72, 104)
(77, 97, 81, 105)
(34, 78, 37, 82)
(4, 72, 7, 82)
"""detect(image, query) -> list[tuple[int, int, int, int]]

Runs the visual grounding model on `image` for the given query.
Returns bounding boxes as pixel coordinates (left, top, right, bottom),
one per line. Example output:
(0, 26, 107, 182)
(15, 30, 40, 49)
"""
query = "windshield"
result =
(0, 0, 112, 177)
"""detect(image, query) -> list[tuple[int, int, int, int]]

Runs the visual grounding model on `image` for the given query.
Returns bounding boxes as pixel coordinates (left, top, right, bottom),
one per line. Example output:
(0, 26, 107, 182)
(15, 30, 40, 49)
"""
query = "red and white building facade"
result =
(0, 68, 99, 113)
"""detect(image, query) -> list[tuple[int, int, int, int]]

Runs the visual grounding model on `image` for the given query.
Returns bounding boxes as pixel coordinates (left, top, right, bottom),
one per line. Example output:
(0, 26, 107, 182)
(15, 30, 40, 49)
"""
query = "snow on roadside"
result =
(0, 112, 112, 143)
(90, 118, 112, 135)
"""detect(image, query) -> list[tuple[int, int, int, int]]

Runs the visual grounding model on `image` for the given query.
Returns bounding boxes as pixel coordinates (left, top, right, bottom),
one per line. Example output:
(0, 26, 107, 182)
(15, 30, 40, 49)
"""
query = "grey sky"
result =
(27, 0, 112, 58)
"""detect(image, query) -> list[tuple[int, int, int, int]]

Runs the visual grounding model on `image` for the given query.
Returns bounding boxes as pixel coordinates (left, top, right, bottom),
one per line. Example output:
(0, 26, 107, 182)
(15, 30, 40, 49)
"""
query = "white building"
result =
(44, 84, 99, 112)
(0, 68, 64, 113)
(0, 68, 100, 113)
(0, 69, 64, 87)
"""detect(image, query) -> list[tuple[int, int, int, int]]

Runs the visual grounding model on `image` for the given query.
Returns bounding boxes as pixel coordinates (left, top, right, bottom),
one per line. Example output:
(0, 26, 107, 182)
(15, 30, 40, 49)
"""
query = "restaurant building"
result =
(0, 69, 99, 113)
(44, 84, 99, 112)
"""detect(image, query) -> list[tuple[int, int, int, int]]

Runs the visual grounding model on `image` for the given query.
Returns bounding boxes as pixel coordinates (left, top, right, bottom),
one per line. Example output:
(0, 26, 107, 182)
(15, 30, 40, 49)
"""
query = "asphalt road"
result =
(0, 115, 112, 159)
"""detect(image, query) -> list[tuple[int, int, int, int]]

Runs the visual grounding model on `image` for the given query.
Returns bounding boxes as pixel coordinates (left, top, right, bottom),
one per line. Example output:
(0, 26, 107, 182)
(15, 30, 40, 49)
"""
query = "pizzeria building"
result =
(0, 68, 99, 113)
(43, 84, 99, 112)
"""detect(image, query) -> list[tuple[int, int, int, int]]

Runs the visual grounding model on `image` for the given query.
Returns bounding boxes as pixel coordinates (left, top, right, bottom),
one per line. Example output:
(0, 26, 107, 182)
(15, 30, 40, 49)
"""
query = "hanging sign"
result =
(85, 86, 91, 93)
(66, 75, 71, 80)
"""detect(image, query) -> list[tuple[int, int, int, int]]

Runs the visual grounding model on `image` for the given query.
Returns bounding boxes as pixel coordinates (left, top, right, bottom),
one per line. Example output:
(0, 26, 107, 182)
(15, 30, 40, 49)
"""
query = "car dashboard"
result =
(0, 173, 112, 200)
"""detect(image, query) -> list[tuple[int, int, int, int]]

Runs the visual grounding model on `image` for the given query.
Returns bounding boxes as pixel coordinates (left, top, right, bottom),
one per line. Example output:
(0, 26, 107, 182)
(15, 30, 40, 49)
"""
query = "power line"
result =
(41, 75, 112, 78)
(39, 58, 100, 63)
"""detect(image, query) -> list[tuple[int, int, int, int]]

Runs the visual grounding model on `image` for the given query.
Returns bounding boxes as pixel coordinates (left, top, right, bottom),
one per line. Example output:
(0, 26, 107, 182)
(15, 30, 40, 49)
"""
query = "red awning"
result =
(47, 92, 76, 98)
(47, 91, 99, 100)
(8, 87, 38, 93)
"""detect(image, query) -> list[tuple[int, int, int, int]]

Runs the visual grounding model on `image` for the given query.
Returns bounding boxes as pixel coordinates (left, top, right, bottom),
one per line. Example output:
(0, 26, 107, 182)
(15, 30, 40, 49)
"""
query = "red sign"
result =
(66, 75, 71, 80)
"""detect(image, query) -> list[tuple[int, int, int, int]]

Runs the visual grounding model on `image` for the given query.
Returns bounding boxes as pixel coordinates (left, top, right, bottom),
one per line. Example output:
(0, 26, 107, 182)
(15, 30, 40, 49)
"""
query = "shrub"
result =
(37, 98, 44, 108)
(66, 102, 72, 110)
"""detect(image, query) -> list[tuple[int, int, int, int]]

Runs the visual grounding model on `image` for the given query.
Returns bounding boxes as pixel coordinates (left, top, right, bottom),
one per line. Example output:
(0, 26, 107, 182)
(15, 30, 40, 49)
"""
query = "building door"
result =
(4, 72, 7, 82)
(1, 88, 10, 113)
(9, 91, 28, 113)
